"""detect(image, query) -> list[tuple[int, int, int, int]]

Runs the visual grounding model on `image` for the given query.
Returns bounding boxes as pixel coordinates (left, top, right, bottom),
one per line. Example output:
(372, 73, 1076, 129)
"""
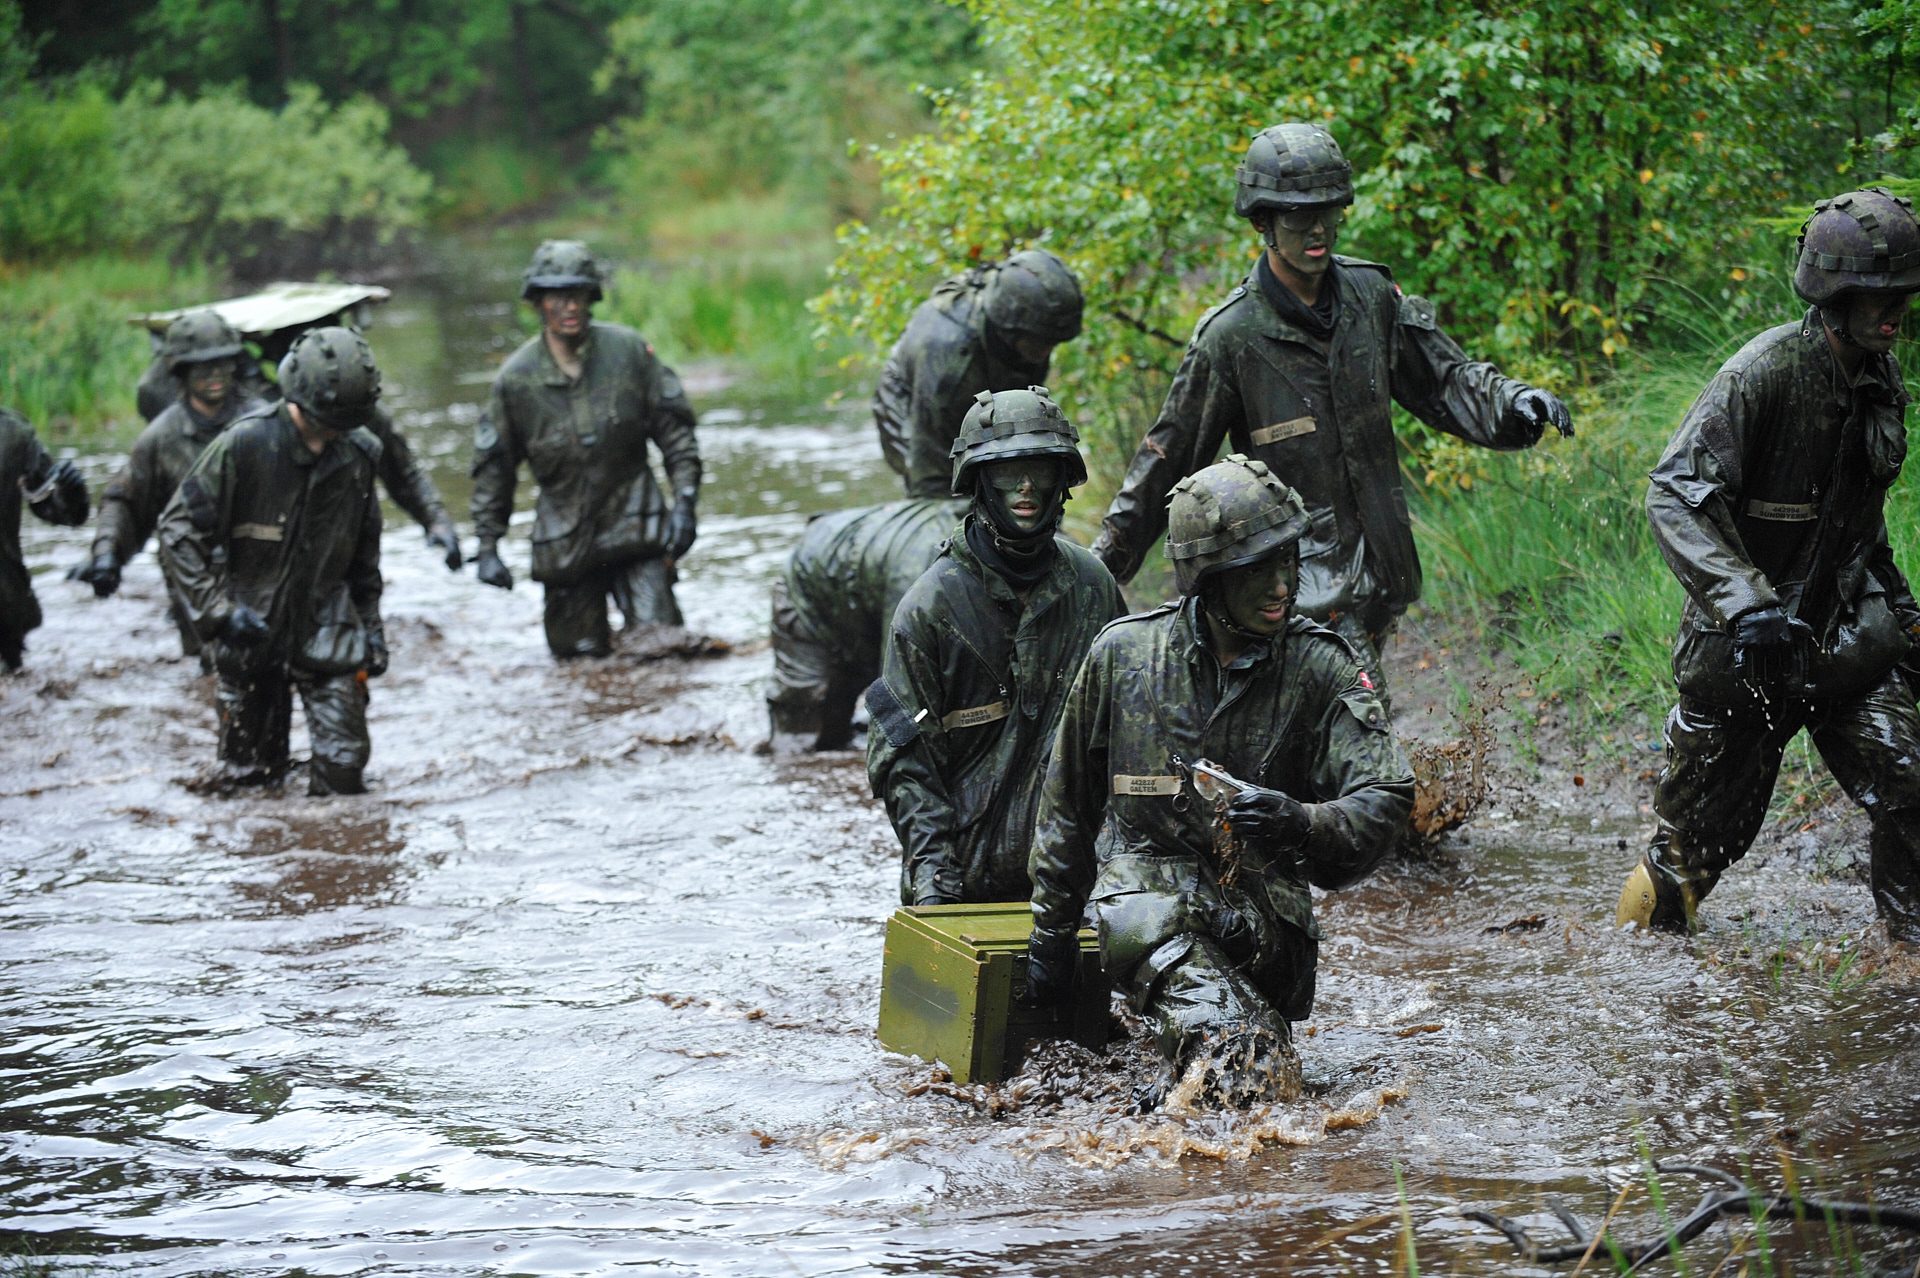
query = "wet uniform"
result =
(158, 402, 384, 794)
(768, 496, 967, 747)
(92, 392, 264, 655)
(867, 520, 1124, 904)
(1644, 309, 1920, 937)
(873, 275, 1051, 499)
(473, 321, 700, 657)
(1028, 599, 1411, 1063)
(1093, 258, 1540, 690)
(0, 408, 90, 670)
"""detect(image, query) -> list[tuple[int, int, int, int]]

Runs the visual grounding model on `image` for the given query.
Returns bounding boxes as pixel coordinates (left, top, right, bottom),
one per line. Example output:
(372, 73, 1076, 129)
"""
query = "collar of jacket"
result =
(1799, 305, 1905, 405)
(947, 514, 1068, 605)
(538, 325, 596, 387)
(1241, 267, 1349, 352)
(270, 402, 358, 476)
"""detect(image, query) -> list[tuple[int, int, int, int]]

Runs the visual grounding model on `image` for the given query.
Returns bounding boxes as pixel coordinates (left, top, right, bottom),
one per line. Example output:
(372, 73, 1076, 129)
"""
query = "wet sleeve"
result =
(1028, 640, 1111, 935)
(1093, 338, 1232, 585)
(866, 605, 964, 906)
(369, 406, 449, 533)
(470, 382, 519, 547)
(1388, 293, 1534, 449)
(871, 344, 913, 482)
(21, 434, 88, 527)
(348, 473, 385, 636)
(95, 434, 169, 563)
(1645, 369, 1777, 626)
(1297, 671, 1415, 890)
(1868, 511, 1919, 624)
(156, 440, 235, 640)
(649, 358, 701, 497)
(904, 349, 968, 500)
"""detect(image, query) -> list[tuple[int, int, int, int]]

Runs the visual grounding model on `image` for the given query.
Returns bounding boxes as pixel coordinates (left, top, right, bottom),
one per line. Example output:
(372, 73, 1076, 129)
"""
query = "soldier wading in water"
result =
(1618, 188, 1920, 940)
(866, 387, 1123, 905)
(1027, 456, 1412, 1108)
(1092, 122, 1572, 700)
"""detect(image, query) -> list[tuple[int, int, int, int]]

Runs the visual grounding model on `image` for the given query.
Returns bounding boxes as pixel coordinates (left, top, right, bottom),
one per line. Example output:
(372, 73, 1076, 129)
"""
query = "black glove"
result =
(664, 489, 698, 560)
(1730, 605, 1813, 698)
(1023, 925, 1078, 1012)
(1513, 386, 1574, 439)
(364, 635, 390, 678)
(426, 520, 463, 571)
(69, 552, 121, 598)
(221, 603, 270, 647)
(1225, 784, 1313, 856)
(48, 458, 85, 494)
(1205, 900, 1261, 964)
(474, 545, 513, 591)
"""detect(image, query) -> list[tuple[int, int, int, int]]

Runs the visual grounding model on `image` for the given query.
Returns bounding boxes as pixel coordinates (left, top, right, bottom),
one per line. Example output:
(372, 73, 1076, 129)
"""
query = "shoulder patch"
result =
(1192, 285, 1250, 343)
(1396, 292, 1438, 331)
(865, 678, 923, 749)
(1336, 681, 1392, 733)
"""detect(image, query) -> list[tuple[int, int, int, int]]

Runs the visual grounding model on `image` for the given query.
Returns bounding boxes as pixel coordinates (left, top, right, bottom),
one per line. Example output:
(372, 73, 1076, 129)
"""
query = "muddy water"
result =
(5, 246, 1920, 1275)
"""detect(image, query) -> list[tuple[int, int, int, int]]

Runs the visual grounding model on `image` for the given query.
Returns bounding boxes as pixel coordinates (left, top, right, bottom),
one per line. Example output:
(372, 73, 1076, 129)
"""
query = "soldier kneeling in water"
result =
(1026, 456, 1412, 1108)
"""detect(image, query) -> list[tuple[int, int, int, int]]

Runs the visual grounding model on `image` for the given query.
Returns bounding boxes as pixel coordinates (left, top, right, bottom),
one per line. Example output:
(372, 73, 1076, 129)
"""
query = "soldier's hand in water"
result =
(426, 521, 463, 571)
(364, 635, 389, 678)
(1513, 386, 1574, 439)
(1023, 925, 1077, 1012)
(221, 603, 269, 647)
(1226, 785, 1312, 855)
(1205, 901, 1261, 964)
(69, 553, 121, 598)
(1731, 605, 1813, 696)
(664, 489, 698, 560)
(474, 545, 513, 591)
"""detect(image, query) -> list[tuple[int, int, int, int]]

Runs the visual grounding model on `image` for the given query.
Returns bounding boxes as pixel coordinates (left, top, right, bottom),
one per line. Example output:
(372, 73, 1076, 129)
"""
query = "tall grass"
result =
(0, 253, 212, 450)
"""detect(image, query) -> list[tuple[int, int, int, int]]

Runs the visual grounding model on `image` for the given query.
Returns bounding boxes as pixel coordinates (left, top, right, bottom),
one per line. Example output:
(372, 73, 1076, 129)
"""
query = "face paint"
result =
(1265, 203, 1345, 283)
(184, 358, 235, 413)
(1213, 548, 1299, 638)
(537, 288, 593, 342)
(1838, 289, 1912, 355)
(981, 458, 1061, 535)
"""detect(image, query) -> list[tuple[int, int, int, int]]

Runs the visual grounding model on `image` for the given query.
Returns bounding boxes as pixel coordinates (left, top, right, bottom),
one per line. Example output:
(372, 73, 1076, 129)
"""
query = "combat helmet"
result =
(949, 386, 1088, 497)
(521, 239, 605, 302)
(161, 309, 246, 374)
(1234, 122, 1353, 220)
(981, 249, 1084, 344)
(1794, 187, 1920, 306)
(278, 326, 380, 430)
(1166, 454, 1310, 595)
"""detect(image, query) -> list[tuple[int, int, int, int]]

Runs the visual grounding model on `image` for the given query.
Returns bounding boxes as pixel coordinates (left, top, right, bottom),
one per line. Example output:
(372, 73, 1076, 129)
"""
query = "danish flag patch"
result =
(1359, 671, 1376, 691)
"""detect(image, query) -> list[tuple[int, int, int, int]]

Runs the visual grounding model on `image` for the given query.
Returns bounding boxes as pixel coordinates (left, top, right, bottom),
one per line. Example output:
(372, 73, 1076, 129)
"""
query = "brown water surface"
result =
(5, 241, 1920, 1275)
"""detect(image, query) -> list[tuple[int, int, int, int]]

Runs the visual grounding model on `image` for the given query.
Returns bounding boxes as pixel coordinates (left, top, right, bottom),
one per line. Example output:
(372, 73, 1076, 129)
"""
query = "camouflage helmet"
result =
(1793, 187, 1920, 306)
(521, 239, 605, 302)
(981, 249, 1084, 344)
(161, 309, 246, 375)
(949, 385, 1088, 496)
(278, 326, 380, 430)
(1234, 122, 1354, 220)
(1166, 454, 1311, 595)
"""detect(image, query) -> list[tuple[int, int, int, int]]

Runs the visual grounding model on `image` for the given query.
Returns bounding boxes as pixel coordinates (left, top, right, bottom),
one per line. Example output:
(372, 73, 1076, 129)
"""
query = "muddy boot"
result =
(1615, 852, 1708, 932)
(1168, 1023, 1303, 1110)
(1869, 819, 1920, 944)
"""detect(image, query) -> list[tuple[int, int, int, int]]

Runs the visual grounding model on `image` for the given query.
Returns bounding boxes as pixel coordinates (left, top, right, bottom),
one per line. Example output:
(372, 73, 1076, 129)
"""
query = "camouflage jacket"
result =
(473, 323, 699, 585)
(1647, 309, 1915, 703)
(1094, 258, 1535, 629)
(872, 274, 1051, 499)
(1, 407, 90, 641)
(779, 497, 969, 663)
(1028, 599, 1411, 984)
(93, 394, 262, 566)
(157, 403, 384, 676)
(867, 519, 1125, 905)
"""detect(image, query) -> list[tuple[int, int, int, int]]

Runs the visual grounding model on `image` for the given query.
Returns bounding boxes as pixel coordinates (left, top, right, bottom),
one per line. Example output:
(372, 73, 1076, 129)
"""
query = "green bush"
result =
(0, 79, 120, 258)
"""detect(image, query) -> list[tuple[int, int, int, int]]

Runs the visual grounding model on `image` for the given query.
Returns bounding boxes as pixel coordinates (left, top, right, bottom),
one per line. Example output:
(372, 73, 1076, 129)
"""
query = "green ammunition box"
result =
(877, 902, 1108, 1084)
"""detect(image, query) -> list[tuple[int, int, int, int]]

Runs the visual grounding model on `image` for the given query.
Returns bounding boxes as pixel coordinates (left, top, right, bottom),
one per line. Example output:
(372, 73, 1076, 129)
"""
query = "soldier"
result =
(1617, 187, 1920, 940)
(1093, 122, 1572, 696)
(136, 314, 462, 571)
(768, 495, 967, 750)
(472, 240, 701, 658)
(157, 328, 387, 796)
(1027, 456, 1412, 1107)
(0, 408, 89, 672)
(866, 387, 1125, 905)
(71, 311, 263, 654)
(873, 249, 1084, 499)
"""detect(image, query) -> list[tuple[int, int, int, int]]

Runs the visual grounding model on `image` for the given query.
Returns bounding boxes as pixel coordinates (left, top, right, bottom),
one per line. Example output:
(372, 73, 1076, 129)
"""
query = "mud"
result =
(4, 237, 1920, 1275)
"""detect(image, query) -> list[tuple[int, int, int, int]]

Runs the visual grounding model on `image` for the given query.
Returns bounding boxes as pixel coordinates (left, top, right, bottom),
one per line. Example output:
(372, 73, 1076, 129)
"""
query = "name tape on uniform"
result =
(1250, 416, 1316, 447)
(233, 522, 285, 542)
(941, 700, 1010, 730)
(1111, 774, 1182, 797)
(1743, 499, 1816, 522)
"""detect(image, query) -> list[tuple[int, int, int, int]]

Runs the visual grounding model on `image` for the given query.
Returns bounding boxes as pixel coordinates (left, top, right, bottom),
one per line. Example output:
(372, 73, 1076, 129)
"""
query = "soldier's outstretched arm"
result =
(1388, 292, 1563, 448)
(1296, 673, 1415, 890)
(1093, 342, 1232, 585)
(367, 406, 451, 534)
(866, 615, 965, 906)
